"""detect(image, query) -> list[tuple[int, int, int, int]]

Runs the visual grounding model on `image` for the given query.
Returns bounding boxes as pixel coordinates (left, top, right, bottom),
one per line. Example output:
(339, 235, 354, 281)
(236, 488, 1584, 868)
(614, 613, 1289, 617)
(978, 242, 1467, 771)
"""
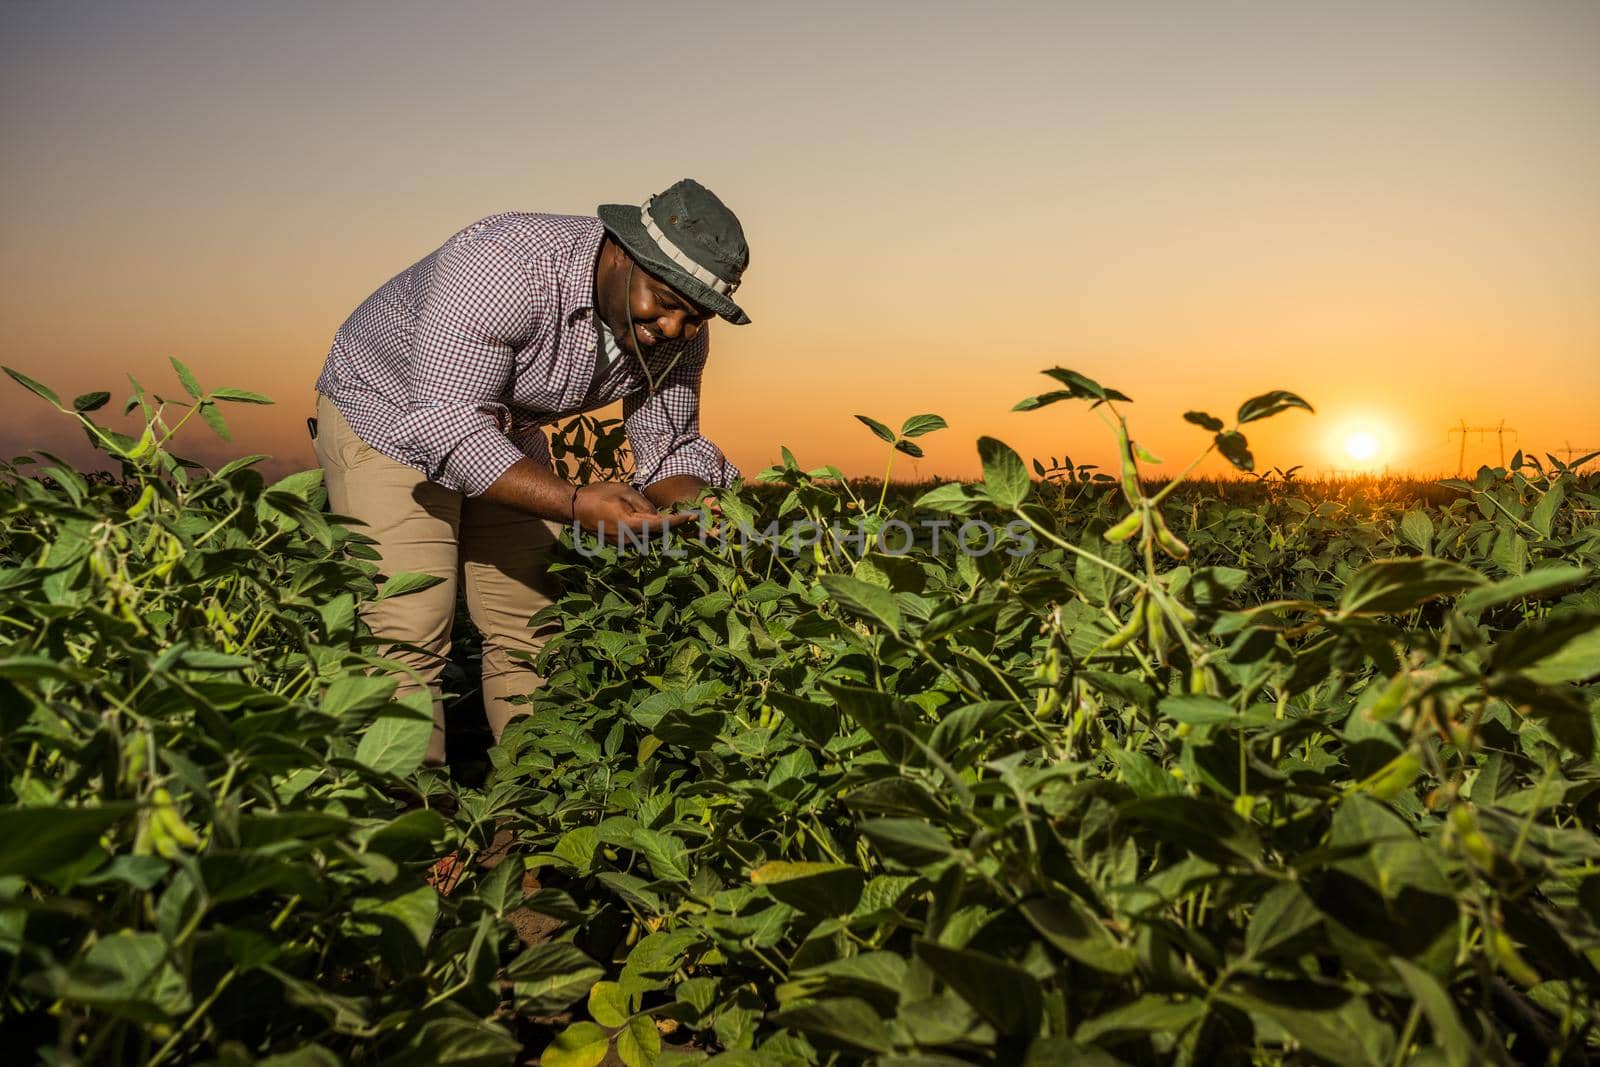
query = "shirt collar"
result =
(564, 218, 608, 325)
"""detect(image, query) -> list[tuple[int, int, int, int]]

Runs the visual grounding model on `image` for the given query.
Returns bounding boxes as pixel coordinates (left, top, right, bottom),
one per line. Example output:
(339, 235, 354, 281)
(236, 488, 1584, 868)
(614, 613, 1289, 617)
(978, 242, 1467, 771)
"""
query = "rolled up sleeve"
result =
(624, 332, 740, 490)
(395, 237, 534, 496)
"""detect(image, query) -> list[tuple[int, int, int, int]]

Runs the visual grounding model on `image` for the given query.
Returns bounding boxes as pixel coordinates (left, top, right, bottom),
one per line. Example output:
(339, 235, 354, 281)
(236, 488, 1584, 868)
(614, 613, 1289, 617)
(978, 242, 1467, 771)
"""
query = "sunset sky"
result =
(3, 1, 1597, 483)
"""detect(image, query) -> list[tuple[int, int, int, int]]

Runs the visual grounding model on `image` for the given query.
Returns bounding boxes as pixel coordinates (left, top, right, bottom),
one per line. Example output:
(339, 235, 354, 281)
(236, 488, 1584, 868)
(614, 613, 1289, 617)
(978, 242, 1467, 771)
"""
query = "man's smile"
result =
(635, 324, 659, 347)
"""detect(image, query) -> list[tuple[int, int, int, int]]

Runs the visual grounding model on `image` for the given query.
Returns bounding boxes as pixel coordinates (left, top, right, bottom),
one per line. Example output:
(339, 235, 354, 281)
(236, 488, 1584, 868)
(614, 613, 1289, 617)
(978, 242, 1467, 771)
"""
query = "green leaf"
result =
(362, 809, 445, 861)
(1391, 958, 1475, 1067)
(354, 707, 432, 776)
(215, 453, 270, 478)
(377, 571, 447, 600)
(1183, 410, 1224, 432)
(79, 855, 168, 891)
(507, 942, 604, 1015)
(1073, 994, 1205, 1043)
(595, 871, 663, 916)
(914, 938, 1042, 1035)
(977, 436, 1029, 508)
(267, 467, 325, 502)
(384, 1019, 522, 1067)
(555, 826, 601, 875)
(900, 414, 948, 438)
(1215, 986, 1380, 1067)
(72, 391, 111, 412)
(861, 818, 956, 868)
(1400, 510, 1433, 553)
(1245, 883, 1321, 960)
(1191, 565, 1249, 605)
(1023, 1041, 1121, 1067)
(913, 482, 984, 515)
(1012, 389, 1076, 412)
(542, 1022, 610, 1067)
(1530, 482, 1565, 537)
(825, 683, 922, 763)
(920, 601, 1004, 642)
(170, 356, 203, 399)
(751, 861, 865, 917)
(1041, 367, 1132, 404)
(1457, 565, 1588, 614)
(632, 828, 690, 883)
(0, 804, 135, 877)
(177, 649, 253, 671)
(212, 387, 275, 404)
(619, 930, 699, 999)
(770, 997, 896, 1054)
(856, 875, 921, 917)
(1236, 389, 1313, 424)
(789, 951, 909, 1004)
(354, 883, 438, 950)
(820, 574, 902, 634)
(1019, 896, 1135, 974)
(50, 929, 177, 1010)
(1339, 558, 1484, 616)
(4, 366, 61, 406)
(1215, 430, 1254, 472)
(588, 980, 629, 1028)
(1159, 694, 1238, 726)
(1120, 797, 1262, 864)
(1492, 611, 1600, 685)
(766, 692, 840, 748)
(476, 858, 524, 916)
(1109, 748, 1181, 799)
(855, 414, 896, 443)
(323, 676, 398, 718)
(257, 1044, 342, 1067)
(1490, 527, 1528, 575)
(0, 656, 83, 684)
(893, 439, 925, 459)
(197, 400, 231, 441)
(615, 1014, 660, 1067)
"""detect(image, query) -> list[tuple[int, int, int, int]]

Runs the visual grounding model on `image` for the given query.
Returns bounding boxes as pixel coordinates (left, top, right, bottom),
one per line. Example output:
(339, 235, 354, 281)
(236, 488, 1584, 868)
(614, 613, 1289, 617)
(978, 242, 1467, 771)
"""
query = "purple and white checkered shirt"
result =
(314, 212, 738, 497)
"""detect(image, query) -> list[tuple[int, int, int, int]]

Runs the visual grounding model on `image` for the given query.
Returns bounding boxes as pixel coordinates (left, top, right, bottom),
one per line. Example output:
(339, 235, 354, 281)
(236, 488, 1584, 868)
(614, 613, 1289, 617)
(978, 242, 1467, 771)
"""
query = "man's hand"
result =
(576, 482, 696, 538)
(480, 459, 702, 539)
(644, 475, 722, 531)
(481, 458, 685, 535)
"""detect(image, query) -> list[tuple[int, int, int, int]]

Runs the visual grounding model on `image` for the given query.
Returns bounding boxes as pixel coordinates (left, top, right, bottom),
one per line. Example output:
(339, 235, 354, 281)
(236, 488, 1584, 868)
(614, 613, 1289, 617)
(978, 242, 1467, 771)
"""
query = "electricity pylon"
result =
(1555, 441, 1600, 469)
(1448, 419, 1518, 476)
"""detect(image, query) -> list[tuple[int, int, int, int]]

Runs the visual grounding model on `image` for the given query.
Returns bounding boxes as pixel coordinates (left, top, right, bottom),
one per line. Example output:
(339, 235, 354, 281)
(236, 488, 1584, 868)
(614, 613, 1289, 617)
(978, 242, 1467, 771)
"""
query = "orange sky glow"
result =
(3, 1, 1596, 485)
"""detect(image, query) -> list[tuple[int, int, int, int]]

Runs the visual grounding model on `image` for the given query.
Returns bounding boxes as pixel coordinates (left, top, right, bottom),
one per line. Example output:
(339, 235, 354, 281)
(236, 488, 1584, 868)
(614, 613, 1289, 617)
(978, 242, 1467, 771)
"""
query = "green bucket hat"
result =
(598, 178, 751, 325)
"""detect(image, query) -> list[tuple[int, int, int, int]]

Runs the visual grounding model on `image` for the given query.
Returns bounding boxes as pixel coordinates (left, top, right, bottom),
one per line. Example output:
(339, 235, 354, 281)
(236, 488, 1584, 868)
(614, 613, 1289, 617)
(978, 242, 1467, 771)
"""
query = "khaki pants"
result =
(312, 394, 559, 765)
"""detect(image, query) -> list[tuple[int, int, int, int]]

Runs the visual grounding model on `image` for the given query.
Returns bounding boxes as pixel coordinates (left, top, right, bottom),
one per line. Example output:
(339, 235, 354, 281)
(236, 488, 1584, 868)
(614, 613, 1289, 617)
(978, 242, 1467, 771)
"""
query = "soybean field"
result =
(2, 364, 1598, 1067)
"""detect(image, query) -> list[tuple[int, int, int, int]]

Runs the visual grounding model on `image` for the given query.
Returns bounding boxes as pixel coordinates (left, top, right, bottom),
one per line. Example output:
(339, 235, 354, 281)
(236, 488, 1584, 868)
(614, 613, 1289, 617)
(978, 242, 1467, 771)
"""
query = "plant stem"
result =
(875, 445, 895, 517)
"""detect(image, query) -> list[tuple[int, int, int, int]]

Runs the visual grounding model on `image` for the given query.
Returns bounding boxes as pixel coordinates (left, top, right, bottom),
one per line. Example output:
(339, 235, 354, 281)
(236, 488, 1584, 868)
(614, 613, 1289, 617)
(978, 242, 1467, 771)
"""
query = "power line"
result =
(1447, 419, 1518, 476)
(1554, 441, 1600, 469)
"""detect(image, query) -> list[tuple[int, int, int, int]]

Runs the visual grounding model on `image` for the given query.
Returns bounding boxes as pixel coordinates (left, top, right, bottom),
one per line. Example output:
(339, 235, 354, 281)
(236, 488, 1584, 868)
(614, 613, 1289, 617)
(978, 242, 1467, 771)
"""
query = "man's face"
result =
(600, 241, 712, 356)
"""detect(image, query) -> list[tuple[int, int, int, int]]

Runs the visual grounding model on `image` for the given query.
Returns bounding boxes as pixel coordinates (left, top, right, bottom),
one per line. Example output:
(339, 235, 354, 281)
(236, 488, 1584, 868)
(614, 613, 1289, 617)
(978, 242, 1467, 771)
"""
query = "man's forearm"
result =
(642, 475, 711, 510)
(480, 458, 582, 520)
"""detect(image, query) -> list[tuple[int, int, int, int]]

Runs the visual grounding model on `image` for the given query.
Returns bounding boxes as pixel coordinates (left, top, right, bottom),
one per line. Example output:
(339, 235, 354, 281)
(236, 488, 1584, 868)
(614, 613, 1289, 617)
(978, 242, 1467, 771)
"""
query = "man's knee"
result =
(359, 588, 457, 679)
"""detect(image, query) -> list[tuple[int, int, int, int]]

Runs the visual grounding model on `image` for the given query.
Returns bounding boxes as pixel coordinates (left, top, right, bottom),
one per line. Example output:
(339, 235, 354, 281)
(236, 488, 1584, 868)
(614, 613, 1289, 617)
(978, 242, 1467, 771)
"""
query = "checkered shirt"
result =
(314, 212, 739, 497)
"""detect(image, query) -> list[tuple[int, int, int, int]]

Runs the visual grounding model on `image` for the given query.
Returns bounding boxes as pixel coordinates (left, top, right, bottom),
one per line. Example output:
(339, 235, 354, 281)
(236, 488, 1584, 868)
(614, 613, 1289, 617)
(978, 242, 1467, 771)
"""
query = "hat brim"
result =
(597, 203, 751, 326)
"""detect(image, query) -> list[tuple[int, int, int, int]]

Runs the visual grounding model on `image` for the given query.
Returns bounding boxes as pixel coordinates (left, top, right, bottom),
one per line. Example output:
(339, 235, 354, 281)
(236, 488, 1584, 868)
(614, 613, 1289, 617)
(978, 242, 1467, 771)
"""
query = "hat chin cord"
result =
(619, 252, 697, 488)
(621, 255, 685, 397)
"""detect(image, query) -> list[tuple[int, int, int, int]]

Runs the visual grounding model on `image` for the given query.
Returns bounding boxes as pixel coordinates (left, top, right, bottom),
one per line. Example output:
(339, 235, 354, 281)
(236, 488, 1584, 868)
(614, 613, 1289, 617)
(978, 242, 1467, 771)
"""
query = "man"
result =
(311, 178, 750, 765)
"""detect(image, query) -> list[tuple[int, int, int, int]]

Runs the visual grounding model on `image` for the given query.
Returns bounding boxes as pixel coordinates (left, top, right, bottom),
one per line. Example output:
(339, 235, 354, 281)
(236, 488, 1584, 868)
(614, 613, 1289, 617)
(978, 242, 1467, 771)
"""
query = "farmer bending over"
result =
(311, 179, 750, 765)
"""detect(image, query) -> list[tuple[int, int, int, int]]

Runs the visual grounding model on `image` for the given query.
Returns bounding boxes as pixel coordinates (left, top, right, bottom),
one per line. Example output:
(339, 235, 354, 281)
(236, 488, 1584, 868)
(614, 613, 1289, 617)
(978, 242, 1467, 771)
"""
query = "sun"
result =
(1343, 430, 1381, 463)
